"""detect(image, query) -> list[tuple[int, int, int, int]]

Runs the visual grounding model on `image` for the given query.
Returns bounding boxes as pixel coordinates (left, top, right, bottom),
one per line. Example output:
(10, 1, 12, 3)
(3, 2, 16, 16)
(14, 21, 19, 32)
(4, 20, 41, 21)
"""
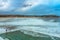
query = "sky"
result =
(0, 0, 60, 16)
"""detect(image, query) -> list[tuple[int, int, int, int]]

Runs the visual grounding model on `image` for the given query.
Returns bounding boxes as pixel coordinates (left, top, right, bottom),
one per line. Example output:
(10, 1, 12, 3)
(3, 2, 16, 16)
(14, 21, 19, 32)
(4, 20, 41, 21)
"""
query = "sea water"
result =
(0, 18, 60, 40)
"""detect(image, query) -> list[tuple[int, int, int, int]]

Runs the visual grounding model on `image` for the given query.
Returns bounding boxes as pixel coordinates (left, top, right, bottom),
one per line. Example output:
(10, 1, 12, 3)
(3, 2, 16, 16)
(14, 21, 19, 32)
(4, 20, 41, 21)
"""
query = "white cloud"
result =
(17, 0, 52, 11)
(0, 0, 11, 11)
(17, 0, 44, 11)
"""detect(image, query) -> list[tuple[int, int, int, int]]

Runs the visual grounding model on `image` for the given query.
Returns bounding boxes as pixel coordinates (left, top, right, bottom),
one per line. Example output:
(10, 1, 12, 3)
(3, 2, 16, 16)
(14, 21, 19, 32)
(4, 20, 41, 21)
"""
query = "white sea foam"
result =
(0, 18, 60, 38)
(0, 37, 4, 40)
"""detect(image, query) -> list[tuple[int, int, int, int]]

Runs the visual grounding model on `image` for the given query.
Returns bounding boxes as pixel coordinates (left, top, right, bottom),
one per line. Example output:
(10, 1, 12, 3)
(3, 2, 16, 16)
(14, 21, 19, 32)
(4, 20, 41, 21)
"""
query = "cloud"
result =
(16, 0, 44, 11)
(0, 0, 13, 11)
(0, 0, 60, 16)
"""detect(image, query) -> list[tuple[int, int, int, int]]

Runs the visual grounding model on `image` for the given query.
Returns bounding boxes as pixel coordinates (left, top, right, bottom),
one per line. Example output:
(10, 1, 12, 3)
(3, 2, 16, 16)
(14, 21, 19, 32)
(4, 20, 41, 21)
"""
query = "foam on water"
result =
(0, 18, 60, 38)
(0, 37, 4, 40)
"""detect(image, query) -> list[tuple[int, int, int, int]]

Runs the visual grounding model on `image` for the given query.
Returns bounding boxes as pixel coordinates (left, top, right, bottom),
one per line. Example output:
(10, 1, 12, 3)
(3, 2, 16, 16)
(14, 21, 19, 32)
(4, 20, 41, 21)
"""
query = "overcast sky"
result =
(0, 0, 60, 16)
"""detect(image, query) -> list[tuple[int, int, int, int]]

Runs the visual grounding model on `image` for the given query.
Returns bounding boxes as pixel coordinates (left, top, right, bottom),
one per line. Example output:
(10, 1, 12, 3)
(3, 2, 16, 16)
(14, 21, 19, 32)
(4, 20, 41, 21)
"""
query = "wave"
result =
(0, 37, 4, 40)
(0, 18, 60, 38)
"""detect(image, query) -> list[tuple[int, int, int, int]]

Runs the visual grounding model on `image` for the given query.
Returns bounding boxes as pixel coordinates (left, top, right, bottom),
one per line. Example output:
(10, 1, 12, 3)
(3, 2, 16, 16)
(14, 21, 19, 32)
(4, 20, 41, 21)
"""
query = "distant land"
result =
(0, 15, 59, 17)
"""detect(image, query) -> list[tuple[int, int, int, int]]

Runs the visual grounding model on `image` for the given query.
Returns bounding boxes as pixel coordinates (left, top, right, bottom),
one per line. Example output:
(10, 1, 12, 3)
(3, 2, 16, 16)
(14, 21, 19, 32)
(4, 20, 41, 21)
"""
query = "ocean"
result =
(0, 17, 60, 40)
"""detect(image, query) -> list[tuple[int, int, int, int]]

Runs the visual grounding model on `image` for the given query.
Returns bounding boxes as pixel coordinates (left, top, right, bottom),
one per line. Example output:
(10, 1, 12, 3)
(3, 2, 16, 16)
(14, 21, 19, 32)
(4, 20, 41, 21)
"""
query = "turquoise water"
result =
(0, 31, 60, 40)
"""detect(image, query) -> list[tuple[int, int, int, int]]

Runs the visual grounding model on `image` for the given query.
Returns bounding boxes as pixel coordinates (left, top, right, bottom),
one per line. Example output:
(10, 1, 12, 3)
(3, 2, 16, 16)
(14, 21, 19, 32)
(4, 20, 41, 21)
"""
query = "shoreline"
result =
(0, 15, 59, 18)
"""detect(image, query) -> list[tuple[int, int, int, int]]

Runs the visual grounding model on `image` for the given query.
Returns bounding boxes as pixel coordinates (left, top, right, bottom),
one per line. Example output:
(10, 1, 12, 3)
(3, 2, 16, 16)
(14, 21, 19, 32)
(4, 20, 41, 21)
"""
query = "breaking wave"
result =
(0, 18, 60, 40)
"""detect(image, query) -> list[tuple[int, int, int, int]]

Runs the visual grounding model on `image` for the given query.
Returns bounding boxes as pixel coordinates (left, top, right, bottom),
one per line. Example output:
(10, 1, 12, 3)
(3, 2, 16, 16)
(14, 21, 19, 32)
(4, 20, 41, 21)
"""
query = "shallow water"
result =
(0, 18, 60, 40)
